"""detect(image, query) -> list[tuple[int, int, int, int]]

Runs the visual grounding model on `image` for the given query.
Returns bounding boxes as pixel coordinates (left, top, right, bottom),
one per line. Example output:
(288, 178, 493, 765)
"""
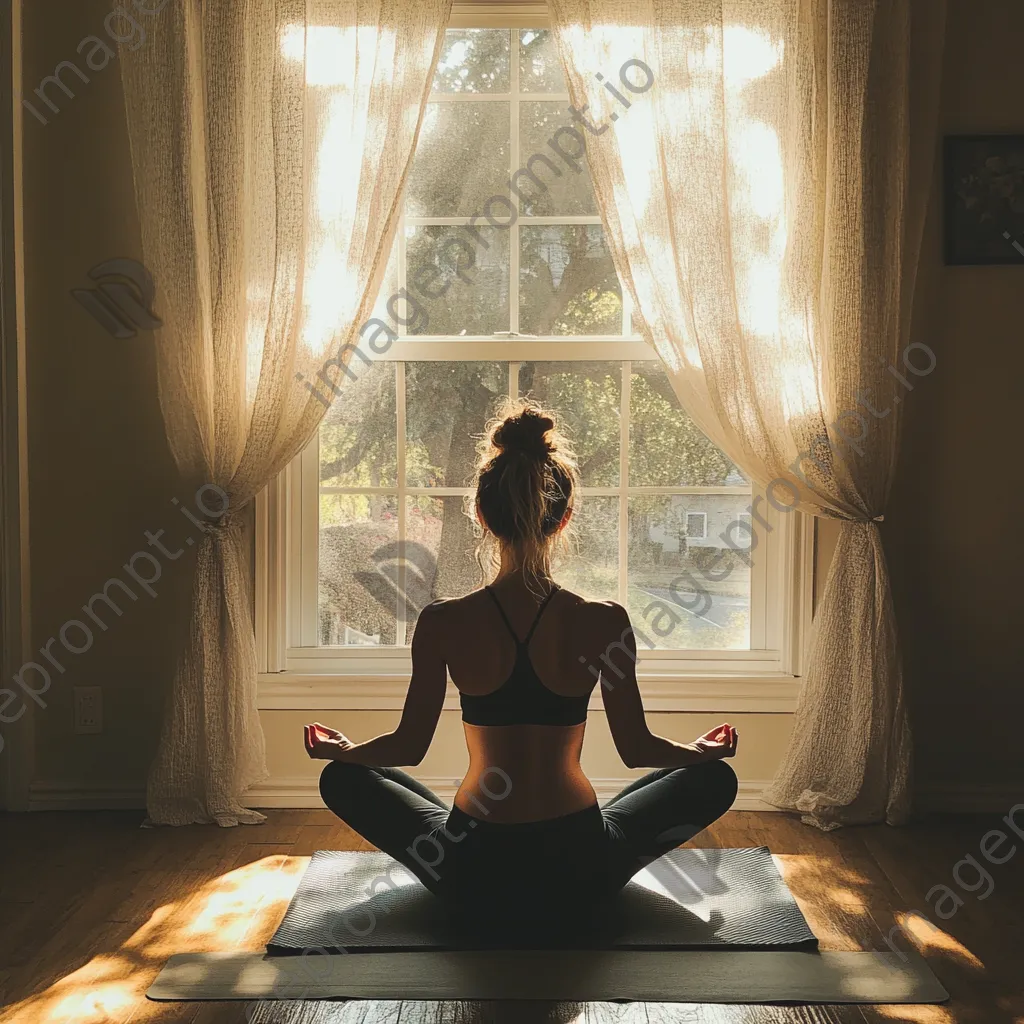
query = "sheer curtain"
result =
(549, 0, 945, 827)
(119, 0, 451, 825)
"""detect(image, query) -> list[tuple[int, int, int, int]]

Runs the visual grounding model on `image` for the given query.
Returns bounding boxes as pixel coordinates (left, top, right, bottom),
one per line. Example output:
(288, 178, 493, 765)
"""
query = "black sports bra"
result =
(459, 585, 589, 728)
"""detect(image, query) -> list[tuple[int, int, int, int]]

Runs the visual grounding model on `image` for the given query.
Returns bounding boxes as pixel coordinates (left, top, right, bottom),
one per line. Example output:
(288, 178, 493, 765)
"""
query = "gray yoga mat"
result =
(268, 848, 817, 953)
(147, 949, 949, 1003)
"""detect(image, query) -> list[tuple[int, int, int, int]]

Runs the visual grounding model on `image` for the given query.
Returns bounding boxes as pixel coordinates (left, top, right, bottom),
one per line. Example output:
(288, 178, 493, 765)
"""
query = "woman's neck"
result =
(493, 549, 553, 587)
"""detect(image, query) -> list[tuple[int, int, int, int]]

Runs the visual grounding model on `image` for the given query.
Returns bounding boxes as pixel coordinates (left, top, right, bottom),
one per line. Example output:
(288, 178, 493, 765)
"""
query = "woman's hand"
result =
(691, 723, 738, 762)
(303, 722, 355, 761)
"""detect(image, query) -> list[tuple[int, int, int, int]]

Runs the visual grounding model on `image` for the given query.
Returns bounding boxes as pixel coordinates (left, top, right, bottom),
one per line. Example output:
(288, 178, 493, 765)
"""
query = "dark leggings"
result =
(319, 760, 737, 918)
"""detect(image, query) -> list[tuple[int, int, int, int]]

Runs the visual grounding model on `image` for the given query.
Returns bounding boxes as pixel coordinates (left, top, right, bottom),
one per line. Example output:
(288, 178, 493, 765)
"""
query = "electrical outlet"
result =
(74, 686, 103, 734)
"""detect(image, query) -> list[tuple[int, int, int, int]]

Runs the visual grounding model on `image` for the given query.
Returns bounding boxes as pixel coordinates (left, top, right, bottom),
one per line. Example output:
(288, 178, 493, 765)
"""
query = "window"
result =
(685, 512, 708, 541)
(258, 23, 811, 694)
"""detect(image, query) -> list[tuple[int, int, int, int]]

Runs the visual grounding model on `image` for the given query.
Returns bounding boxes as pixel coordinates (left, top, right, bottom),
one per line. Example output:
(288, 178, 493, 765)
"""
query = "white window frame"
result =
(255, 8, 814, 713)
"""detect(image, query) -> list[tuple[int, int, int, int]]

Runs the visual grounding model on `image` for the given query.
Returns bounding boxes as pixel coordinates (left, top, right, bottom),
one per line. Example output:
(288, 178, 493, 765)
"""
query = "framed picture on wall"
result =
(945, 134, 1024, 265)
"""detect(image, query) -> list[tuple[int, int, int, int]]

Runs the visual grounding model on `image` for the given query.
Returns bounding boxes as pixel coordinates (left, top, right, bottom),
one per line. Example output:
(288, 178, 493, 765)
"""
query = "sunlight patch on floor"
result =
(828, 885, 869, 914)
(772, 854, 864, 950)
(874, 1005, 957, 1023)
(897, 912, 985, 971)
(0, 854, 306, 1024)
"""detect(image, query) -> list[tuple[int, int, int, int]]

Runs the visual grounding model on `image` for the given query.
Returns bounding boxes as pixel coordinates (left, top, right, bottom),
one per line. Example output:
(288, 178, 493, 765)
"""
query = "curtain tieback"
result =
(204, 510, 241, 539)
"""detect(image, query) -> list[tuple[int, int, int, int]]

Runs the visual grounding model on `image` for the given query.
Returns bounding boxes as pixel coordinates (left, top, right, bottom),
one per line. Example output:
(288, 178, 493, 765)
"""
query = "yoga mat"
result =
(268, 848, 817, 953)
(147, 949, 948, 1003)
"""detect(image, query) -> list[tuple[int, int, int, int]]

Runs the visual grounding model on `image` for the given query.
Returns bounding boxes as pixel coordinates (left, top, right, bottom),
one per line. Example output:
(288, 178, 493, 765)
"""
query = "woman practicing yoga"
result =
(306, 402, 738, 930)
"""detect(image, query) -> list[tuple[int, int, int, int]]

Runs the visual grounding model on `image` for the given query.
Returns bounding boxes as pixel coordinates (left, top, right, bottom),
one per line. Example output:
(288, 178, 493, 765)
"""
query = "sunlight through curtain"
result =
(549, 0, 946, 827)
(118, 0, 452, 825)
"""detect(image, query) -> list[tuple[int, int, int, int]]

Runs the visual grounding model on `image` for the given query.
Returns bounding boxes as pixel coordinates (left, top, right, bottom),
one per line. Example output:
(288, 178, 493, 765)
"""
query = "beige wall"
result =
(885, 0, 1024, 802)
(20, 0, 197, 791)
(15, 0, 1020, 809)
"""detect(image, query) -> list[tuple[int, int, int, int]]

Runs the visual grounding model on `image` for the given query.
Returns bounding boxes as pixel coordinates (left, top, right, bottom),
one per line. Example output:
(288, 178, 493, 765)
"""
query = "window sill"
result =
(256, 672, 802, 713)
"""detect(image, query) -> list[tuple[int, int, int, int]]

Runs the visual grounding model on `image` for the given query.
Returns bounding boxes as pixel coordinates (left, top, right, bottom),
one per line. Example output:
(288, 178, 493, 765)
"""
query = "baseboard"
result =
(26, 777, 1016, 815)
(243, 775, 781, 812)
(916, 783, 1024, 815)
(28, 779, 146, 811)
(22, 775, 772, 812)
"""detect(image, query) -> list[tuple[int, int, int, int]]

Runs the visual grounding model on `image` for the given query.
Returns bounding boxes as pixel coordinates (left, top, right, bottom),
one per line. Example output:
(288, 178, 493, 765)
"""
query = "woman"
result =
(305, 402, 738, 934)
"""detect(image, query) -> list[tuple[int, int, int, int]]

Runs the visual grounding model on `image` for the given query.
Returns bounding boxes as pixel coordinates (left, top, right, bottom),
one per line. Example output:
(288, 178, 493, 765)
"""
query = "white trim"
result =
(255, 472, 288, 673)
(382, 340, 655, 361)
(617, 361, 629, 601)
(0, 0, 31, 812)
(243, 774, 779, 812)
(258, 674, 803, 712)
(395, 362, 408, 646)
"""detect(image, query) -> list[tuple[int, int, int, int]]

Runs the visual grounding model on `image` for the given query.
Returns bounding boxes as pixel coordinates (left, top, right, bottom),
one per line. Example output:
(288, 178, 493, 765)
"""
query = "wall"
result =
(885, 0, 1024, 807)
(13, 0, 1018, 812)
(18, 0, 199, 801)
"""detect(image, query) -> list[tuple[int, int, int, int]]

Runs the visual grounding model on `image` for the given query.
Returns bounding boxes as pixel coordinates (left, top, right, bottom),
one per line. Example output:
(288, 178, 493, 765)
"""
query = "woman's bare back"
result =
(426, 581, 626, 823)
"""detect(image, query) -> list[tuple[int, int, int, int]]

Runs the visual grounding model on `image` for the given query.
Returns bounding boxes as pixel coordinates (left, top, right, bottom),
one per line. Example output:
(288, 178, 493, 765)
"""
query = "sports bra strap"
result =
(484, 584, 560, 645)
(524, 584, 560, 643)
(483, 586, 519, 642)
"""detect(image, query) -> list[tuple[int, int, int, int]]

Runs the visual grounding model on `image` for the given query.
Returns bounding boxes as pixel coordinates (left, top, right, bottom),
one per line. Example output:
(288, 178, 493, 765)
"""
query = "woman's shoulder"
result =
(412, 591, 484, 629)
(557, 589, 630, 621)
(416, 587, 631, 629)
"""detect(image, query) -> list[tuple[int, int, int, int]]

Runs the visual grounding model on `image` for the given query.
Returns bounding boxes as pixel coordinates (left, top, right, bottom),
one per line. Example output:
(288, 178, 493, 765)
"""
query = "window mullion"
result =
(301, 439, 321, 647)
(396, 362, 408, 646)
(397, 212, 407, 338)
(509, 28, 520, 336)
(618, 361, 630, 604)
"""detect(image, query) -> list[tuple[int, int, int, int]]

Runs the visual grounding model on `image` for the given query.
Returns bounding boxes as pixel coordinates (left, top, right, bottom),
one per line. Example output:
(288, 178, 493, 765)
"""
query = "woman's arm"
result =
(598, 602, 738, 768)
(303, 602, 448, 767)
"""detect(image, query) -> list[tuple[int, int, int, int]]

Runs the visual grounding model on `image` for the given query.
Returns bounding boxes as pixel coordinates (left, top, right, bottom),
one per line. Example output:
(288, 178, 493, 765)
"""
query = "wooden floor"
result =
(1, 809, 1021, 1024)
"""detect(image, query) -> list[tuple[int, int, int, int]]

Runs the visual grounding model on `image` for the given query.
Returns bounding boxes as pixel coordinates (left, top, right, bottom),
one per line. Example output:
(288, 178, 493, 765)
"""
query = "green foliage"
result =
(629, 365, 738, 486)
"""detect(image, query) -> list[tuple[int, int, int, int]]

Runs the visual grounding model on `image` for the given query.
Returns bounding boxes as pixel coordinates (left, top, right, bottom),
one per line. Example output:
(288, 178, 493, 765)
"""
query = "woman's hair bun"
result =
(491, 406, 555, 460)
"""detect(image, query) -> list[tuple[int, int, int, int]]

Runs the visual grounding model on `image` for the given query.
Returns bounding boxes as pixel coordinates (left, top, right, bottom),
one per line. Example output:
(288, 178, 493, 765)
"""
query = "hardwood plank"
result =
(247, 1000, 407, 1024)
(290, 825, 349, 858)
(644, 1006, 865, 1024)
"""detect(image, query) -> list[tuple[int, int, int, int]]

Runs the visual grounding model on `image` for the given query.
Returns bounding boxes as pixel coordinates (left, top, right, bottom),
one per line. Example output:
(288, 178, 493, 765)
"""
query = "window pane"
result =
(405, 496, 482, 634)
(319, 362, 396, 487)
(406, 225, 510, 335)
(520, 225, 621, 335)
(517, 101, 597, 215)
(553, 495, 618, 601)
(686, 512, 707, 539)
(518, 361, 621, 486)
(432, 29, 510, 93)
(629, 362, 747, 486)
(519, 30, 565, 93)
(406, 362, 507, 487)
(406, 102, 510, 218)
(319, 493, 399, 646)
(627, 496, 750, 651)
